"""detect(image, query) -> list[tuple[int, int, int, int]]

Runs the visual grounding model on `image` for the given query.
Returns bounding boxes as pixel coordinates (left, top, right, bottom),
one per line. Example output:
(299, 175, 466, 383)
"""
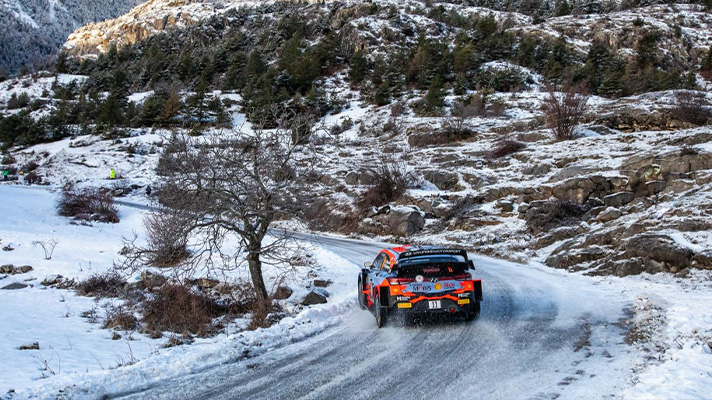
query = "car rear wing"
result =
(397, 248, 475, 270)
(397, 248, 469, 260)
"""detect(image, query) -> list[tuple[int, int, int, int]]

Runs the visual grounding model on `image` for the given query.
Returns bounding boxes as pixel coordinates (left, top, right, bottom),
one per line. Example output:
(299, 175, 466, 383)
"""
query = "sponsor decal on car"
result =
(406, 280, 461, 293)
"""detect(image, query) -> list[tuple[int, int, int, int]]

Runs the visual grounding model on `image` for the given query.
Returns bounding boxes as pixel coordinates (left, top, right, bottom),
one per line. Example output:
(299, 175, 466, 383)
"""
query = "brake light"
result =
(451, 273, 472, 281)
(388, 277, 414, 285)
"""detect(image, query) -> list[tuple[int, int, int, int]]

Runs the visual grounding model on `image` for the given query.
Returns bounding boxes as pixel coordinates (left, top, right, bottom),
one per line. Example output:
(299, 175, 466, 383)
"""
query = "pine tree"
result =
(158, 88, 183, 125)
(189, 79, 209, 124)
(423, 77, 446, 115)
(349, 50, 368, 85)
(373, 81, 391, 106)
(555, 0, 571, 16)
(246, 50, 267, 78)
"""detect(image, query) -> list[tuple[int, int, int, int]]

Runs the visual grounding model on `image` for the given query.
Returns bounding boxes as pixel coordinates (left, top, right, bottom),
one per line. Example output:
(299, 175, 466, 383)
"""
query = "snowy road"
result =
(112, 235, 636, 400)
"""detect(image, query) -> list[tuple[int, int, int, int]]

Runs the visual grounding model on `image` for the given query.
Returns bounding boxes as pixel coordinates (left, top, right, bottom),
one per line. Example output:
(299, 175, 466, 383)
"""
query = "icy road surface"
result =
(114, 235, 635, 400)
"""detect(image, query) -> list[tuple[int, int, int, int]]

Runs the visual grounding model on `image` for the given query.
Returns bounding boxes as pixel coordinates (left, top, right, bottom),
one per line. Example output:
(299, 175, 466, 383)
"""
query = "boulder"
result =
(19, 342, 39, 350)
(344, 171, 360, 185)
(693, 251, 712, 269)
(422, 170, 462, 191)
(302, 289, 328, 305)
(596, 207, 622, 223)
(604, 192, 634, 207)
(18, 265, 33, 273)
(344, 170, 374, 185)
(313, 279, 332, 288)
(545, 246, 610, 270)
(41, 275, 63, 286)
(497, 200, 514, 212)
(523, 164, 551, 176)
(379, 207, 425, 237)
(196, 278, 219, 289)
(612, 259, 645, 277)
(625, 234, 694, 266)
(273, 286, 293, 300)
(2, 282, 28, 290)
(141, 271, 166, 289)
(644, 180, 666, 195)
(533, 226, 578, 249)
(0, 264, 13, 274)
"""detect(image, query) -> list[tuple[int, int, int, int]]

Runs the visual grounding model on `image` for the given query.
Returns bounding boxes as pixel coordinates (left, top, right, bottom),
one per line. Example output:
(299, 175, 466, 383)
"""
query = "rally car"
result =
(358, 246, 483, 328)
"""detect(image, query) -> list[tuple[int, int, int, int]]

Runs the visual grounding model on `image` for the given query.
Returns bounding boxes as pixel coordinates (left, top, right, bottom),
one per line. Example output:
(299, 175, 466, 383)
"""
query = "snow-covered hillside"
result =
(0, 0, 142, 73)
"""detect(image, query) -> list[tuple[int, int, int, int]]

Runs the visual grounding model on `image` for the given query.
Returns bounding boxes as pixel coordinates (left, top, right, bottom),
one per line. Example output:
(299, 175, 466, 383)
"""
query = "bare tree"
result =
(119, 116, 312, 306)
(446, 98, 479, 134)
(544, 82, 590, 141)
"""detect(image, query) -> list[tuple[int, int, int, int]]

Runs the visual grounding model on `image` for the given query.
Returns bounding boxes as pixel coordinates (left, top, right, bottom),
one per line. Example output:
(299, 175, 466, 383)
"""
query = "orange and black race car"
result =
(358, 246, 483, 328)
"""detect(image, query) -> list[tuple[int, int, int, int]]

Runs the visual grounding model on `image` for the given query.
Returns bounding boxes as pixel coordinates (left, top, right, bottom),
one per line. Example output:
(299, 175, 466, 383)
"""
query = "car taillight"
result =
(450, 273, 472, 281)
(387, 277, 414, 285)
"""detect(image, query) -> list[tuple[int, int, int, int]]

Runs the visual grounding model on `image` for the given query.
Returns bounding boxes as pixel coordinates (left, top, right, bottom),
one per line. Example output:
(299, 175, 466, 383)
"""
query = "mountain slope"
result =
(0, 0, 142, 74)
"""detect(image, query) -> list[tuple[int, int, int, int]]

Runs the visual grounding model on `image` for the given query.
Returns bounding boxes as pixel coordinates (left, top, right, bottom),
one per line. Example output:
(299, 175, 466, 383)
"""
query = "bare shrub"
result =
(358, 158, 414, 210)
(525, 200, 589, 235)
(672, 91, 711, 126)
(544, 83, 590, 141)
(33, 238, 58, 260)
(390, 101, 406, 117)
(490, 140, 525, 158)
(103, 305, 138, 331)
(140, 283, 222, 337)
(22, 161, 39, 173)
(76, 272, 126, 298)
(142, 210, 190, 267)
(57, 183, 119, 223)
(25, 171, 42, 184)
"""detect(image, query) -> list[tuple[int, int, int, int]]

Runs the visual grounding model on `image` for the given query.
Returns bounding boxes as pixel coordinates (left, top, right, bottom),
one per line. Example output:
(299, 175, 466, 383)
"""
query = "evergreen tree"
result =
(223, 51, 248, 90)
(423, 77, 445, 115)
(158, 88, 183, 125)
(373, 81, 391, 106)
(636, 31, 660, 68)
(555, 0, 571, 16)
(189, 79, 209, 124)
(349, 50, 368, 85)
(246, 50, 267, 78)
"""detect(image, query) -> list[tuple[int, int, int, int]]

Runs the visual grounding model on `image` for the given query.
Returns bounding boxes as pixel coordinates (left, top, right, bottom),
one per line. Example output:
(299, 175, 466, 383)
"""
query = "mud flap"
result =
(474, 280, 483, 302)
(379, 286, 391, 308)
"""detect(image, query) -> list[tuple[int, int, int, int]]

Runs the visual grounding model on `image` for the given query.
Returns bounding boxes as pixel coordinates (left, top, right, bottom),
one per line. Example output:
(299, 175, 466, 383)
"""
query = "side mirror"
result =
(363, 261, 373, 269)
(468, 260, 475, 270)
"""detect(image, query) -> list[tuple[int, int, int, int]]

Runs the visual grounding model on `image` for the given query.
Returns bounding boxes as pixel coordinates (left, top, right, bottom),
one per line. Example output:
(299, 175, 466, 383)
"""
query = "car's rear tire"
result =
(375, 296, 387, 328)
(357, 276, 367, 310)
(465, 301, 481, 322)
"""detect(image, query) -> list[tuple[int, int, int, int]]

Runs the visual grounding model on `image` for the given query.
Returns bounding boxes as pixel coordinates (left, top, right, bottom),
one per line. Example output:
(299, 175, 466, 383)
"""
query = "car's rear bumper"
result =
(390, 295, 476, 314)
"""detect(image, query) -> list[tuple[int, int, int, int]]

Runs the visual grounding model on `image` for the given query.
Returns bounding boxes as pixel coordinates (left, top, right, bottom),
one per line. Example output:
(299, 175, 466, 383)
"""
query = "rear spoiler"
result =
(397, 248, 469, 260)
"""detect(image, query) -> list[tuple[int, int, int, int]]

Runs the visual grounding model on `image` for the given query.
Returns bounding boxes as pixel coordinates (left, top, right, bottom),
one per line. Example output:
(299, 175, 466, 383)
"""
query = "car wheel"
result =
(357, 276, 367, 310)
(375, 296, 387, 328)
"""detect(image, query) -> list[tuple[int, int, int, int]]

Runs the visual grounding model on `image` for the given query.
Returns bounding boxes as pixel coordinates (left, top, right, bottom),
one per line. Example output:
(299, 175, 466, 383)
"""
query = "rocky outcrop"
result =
(625, 234, 694, 267)
(363, 205, 425, 237)
(422, 170, 463, 191)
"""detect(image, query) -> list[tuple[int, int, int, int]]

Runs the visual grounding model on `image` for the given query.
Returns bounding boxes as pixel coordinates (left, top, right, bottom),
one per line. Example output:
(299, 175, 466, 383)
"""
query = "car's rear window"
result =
(396, 259, 467, 278)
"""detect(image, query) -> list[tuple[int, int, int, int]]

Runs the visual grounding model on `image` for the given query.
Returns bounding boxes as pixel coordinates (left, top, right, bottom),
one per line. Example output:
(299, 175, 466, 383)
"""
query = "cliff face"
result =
(0, 0, 142, 73)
